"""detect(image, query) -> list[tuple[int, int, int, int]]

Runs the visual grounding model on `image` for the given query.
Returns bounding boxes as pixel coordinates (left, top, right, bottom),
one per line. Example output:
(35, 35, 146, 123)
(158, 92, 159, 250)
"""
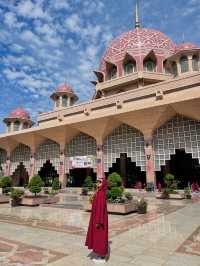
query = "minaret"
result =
(135, 0, 141, 28)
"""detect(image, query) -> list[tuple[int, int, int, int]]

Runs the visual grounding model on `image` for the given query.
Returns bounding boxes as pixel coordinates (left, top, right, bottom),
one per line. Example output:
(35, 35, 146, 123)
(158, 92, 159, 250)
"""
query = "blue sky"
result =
(0, 0, 200, 133)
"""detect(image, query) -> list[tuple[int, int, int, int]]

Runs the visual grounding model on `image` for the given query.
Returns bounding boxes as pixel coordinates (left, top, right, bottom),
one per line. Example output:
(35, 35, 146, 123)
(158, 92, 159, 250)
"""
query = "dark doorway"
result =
(12, 162, 29, 187)
(69, 168, 96, 187)
(38, 160, 58, 186)
(106, 153, 146, 188)
(156, 149, 200, 189)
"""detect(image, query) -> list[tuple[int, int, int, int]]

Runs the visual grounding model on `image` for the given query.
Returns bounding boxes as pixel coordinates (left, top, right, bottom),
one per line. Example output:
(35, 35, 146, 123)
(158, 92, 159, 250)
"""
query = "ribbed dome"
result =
(100, 28, 176, 72)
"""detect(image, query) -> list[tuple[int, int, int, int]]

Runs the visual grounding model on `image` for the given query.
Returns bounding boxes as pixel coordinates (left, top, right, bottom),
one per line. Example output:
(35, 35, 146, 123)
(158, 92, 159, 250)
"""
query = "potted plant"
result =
(161, 188, 170, 199)
(0, 176, 12, 195)
(124, 192, 133, 201)
(137, 198, 148, 214)
(184, 187, 192, 199)
(52, 177, 60, 193)
(28, 175, 44, 197)
(83, 173, 138, 214)
(10, 188, 24, 207)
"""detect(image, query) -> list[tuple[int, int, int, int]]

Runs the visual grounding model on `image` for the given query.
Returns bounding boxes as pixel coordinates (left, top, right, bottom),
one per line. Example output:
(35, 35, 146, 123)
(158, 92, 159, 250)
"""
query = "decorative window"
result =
(108, 65, 117, 80)
(13, 121, 20, 131)
(180, 56, 189, 73)
(23, 122, 28, 129)
(124, 61, 136, 75)
(172, 62, 178, 76)
(144, 59, 156, 72)
(62, 95, 68, 107)
(192, 55, 199, 71)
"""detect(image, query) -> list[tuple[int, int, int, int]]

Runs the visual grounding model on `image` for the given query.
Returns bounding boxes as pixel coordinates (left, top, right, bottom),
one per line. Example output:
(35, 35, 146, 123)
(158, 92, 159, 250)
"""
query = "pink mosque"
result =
(0, 3, 200, 189)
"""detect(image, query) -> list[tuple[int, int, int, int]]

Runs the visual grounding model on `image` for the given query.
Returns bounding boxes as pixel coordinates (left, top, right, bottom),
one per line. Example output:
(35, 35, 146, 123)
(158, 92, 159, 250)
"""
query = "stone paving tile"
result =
(163, 252, 200, 266)
(129, 254, 166, 266)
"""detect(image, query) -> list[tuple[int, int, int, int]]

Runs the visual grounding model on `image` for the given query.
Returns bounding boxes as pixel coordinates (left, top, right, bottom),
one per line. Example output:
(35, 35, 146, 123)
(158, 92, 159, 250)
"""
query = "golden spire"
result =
(135, 0, 141, 28)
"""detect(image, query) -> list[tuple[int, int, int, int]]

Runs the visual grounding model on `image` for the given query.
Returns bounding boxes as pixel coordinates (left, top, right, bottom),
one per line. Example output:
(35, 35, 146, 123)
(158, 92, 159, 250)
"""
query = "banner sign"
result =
(69, 156, 96, 169)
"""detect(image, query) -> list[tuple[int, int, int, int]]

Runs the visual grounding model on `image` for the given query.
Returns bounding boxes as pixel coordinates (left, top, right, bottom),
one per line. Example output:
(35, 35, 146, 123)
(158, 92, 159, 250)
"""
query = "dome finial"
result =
(135, 0, 141, 28)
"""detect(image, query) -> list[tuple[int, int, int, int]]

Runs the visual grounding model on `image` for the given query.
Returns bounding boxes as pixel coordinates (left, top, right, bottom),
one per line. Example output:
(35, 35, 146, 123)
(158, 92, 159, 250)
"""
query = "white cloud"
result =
(65, 14, 82, 33)
(50, 0, 70, 10)
(16, 0, 48, 20)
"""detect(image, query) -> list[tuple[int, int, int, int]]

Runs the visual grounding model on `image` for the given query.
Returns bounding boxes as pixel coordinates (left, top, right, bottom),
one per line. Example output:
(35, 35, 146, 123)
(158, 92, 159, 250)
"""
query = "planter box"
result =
(0, 196, 9, 204)
(10, 198, 21, 207)
(20, 196, 59, 206)
(83, 200, 138, 214)
(156, 193, 184, 200)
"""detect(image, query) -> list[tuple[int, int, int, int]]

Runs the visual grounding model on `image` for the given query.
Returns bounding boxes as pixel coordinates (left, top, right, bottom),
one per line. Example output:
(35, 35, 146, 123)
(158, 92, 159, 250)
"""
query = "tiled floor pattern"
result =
(177, 226, 200, 257)
(0, 237, 67, 265)
(0, 197, 199, 265)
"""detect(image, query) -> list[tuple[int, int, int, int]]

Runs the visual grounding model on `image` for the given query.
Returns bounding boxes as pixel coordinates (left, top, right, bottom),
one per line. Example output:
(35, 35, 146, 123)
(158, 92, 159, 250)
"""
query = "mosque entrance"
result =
(107, 153, 146, 188)
(12, 162, 29, 187)
(38, 160, 58, 186)
(69, 168, 96, 187)
(156, 149, 200, 189)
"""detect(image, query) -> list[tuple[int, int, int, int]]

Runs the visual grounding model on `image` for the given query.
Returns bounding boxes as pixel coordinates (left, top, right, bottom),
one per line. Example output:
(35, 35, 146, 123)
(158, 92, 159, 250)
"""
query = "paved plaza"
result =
(0, 194, 199, 266)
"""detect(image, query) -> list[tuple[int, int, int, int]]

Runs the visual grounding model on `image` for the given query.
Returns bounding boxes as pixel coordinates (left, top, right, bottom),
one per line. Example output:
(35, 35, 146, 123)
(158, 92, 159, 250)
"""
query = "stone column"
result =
(144, 138, 156, 190)
(188, 55, 193, 72)
(29, 150, 36, 179)
(5, 153, 11, 176)
(59, 145, 66, 188)
(176, 59, 181, 76)
(96, 141, 104, 180)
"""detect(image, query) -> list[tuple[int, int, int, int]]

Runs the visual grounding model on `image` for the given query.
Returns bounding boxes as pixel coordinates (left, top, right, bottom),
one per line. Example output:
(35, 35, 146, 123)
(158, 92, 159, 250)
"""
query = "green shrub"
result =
(28, 175, 44, 196)
(107, 187, 123, 201)
(107, 172, 122, 188)
(11, 188, 24, 200)
(161, 188, 170, 199)
(137, 198, 148, 214)
(83, 176, 94, 190)
(164, 173, 175, 188)
(184, 187, 192, 199)
(52, 177, 60, 191)
(124, 192, 133, 201)
(0, 176, 12, 188)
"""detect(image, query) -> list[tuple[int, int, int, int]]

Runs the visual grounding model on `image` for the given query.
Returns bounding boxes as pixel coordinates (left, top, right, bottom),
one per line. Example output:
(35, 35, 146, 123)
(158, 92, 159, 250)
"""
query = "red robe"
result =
(85, 178, 108, 257)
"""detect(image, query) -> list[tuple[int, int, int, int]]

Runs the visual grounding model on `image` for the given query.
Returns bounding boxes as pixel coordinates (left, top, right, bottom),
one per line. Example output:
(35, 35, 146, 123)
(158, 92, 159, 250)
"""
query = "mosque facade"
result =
(0, 4, 200, 189)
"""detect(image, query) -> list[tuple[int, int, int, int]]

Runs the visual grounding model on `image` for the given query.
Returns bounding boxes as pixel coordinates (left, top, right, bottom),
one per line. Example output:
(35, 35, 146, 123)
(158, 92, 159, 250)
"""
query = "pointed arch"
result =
(103, 124, 145, 173)
(10, 144, 31, 175)
(12, 162, 29, 187)
(153, 115, 200, 171)
(35, 139, 60, 174)
(65, 133, 97, 173)
(123, 53, 137, 75)
(105, 61, 117, 80)
(143, 50, 157, 72)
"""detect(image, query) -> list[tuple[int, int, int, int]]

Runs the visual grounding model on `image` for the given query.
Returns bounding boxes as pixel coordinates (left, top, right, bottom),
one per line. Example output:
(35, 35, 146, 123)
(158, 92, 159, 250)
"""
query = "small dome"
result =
(176, 42, 198, 51)
(51, 83, 78, 102)
(56, 83, 74, 94)
(100, 28, 176, 72)
(7, 107, 31, 120)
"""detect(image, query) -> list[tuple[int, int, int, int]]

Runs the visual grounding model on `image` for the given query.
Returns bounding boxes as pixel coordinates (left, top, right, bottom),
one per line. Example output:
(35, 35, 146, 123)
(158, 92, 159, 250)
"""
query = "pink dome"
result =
(176, 42, 198, 51)
(100, 28, 176, 71)
(8, 107, 30, 120)
(56, 83, 74, 94)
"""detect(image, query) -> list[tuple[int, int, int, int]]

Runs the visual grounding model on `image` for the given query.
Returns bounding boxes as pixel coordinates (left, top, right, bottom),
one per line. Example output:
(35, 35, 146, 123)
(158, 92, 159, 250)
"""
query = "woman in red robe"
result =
(85, 177, 108, 260)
